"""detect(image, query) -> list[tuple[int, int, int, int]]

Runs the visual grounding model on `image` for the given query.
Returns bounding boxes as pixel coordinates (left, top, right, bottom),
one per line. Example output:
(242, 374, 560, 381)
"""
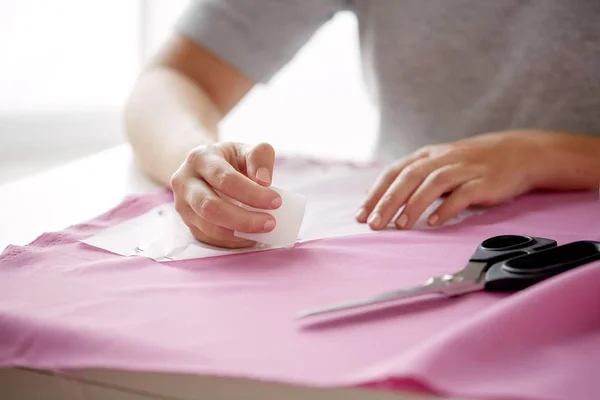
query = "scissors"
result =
(296, 234, 600, 319)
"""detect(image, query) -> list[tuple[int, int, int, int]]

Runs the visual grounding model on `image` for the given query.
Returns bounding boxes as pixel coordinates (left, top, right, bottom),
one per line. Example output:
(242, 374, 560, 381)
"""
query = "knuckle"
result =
(195, 197, 220, 221)
(380, 192, 397, 206)
(169, 173, 186, 192)
(213, 142, 234, 158)
(186, 146, 210, 168)
(428, 167, 453, 186)
(186, 150, 202, 169)
(212, 142, 227, 151)
(215, 170, 235, 191)
(401, 163, 423, 181)
(382, 166, 400, 182)
(416, 145, 432, 156)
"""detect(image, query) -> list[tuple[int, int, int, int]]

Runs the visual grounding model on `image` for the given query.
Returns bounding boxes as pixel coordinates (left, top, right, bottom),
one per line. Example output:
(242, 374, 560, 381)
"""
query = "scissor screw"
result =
(442, 274, 463, 283)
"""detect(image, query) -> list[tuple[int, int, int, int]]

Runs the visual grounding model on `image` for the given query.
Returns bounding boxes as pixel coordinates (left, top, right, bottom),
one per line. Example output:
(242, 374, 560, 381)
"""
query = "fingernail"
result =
(396, 214, 408, 228)
(270, 196, 282, 209)
(263, 219, 275, 231)
(368, 212, 381, 228)
(428, 214, 439, 226)
(256, 167, 271, 184)
(355, 207, 366, 221)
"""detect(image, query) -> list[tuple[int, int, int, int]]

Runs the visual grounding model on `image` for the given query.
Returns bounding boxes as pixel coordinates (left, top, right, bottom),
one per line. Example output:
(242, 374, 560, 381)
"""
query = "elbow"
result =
(121, 68, 159, 181)
(122, 73, 145, 152)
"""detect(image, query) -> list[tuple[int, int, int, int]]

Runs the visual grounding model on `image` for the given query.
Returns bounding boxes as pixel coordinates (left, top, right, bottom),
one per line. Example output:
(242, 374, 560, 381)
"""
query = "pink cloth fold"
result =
(1, 186, 600, 400)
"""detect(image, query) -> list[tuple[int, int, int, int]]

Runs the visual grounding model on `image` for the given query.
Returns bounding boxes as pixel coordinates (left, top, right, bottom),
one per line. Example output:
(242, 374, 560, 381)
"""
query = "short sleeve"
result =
(174, 0, 347, 83)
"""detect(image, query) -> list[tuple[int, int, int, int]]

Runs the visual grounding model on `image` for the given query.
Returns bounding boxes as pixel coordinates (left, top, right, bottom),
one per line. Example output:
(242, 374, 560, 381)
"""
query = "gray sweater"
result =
(176, 0, 600, 161)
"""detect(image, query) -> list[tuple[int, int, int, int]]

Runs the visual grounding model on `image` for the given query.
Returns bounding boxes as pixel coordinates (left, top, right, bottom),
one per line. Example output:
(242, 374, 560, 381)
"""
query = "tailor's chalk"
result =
(234, 187, 307, 248)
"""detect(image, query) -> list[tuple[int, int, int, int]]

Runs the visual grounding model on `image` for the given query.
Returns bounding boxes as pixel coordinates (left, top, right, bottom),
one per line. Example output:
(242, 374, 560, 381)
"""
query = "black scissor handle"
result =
(481, 235, 535, 250)
(470, 235, 557, 265)
(484, 240, 600, 291)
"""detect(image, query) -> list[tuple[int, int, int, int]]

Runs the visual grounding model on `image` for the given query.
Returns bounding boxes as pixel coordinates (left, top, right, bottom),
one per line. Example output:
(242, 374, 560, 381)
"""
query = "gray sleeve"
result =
(174, 0, 346, 84)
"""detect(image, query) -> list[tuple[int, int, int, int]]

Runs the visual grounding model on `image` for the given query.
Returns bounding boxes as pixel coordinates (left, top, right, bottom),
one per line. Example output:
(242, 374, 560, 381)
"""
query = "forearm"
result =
(534, 131, 600, 191)
(124, 66, 223, 186)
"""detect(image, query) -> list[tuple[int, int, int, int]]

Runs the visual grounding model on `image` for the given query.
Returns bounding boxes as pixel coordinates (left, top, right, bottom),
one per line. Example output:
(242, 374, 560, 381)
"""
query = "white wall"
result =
(0, 1, 375, 184)
(0, 1, 140, 183)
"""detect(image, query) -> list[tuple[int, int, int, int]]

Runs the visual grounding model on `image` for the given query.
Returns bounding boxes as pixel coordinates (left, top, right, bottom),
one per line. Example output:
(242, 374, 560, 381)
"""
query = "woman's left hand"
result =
(356, 130, 557, 230)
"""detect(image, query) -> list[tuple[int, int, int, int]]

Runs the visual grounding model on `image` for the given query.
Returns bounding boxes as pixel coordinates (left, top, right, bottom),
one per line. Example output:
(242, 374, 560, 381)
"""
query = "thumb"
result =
(244, 142, 275, 187)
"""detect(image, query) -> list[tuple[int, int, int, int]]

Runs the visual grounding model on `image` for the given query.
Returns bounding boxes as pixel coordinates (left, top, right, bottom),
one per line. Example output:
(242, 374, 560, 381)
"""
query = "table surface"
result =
(0, 145, 447, 400)
(0, 144, 160, 251)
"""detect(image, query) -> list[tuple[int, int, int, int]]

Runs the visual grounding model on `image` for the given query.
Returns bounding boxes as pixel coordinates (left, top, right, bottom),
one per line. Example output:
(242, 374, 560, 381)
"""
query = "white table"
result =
(0, 145, 451, 400)
(0, 144, 159, 252)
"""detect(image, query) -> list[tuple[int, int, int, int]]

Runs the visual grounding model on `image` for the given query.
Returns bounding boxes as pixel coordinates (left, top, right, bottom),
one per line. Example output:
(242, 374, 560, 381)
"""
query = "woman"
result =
(124, 0, 600, 248)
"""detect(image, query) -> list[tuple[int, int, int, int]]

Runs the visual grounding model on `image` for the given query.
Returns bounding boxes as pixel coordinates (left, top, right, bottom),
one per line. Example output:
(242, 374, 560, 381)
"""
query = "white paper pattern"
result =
(82, 159, 485, 261)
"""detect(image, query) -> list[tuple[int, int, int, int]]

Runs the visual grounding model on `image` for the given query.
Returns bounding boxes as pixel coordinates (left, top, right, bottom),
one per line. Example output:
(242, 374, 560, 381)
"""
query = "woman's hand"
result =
(356, 130, 557, 230)
(170, 142, 282, 248)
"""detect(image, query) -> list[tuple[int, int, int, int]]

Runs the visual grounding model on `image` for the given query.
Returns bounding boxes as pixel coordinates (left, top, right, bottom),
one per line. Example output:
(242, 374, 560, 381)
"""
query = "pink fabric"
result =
(1, 185, 600, 400)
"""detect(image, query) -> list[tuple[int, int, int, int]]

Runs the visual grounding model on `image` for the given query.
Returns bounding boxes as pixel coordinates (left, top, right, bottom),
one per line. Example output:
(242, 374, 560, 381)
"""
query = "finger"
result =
(427, 179, 486, 227)
(188, 149, 281, 210)
(398, 164, 478, 229)
(243, 142, 276, 186)
(356, 153, 426, 223)
(184, 178, 276, 233)
(176, 201, 255, 248)
(368, 157, 443, 230)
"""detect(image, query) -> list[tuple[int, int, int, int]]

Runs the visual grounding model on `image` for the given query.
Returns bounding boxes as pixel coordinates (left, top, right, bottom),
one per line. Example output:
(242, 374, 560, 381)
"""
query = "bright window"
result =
(0, 0, 376, 177)
(0, 0, 140, 113)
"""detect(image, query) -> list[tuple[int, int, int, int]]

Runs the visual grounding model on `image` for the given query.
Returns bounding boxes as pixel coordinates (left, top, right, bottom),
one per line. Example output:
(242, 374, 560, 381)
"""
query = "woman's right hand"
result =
(170, 142, 282, 248)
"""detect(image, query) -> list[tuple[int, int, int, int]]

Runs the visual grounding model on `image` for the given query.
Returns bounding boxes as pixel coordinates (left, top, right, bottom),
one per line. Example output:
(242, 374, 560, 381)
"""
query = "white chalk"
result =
(234, 187, 307, 248)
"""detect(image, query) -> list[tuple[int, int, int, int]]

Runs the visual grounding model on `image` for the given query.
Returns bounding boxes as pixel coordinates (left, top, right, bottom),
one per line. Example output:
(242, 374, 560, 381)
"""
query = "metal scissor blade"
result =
(296, 277, 448, 319)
